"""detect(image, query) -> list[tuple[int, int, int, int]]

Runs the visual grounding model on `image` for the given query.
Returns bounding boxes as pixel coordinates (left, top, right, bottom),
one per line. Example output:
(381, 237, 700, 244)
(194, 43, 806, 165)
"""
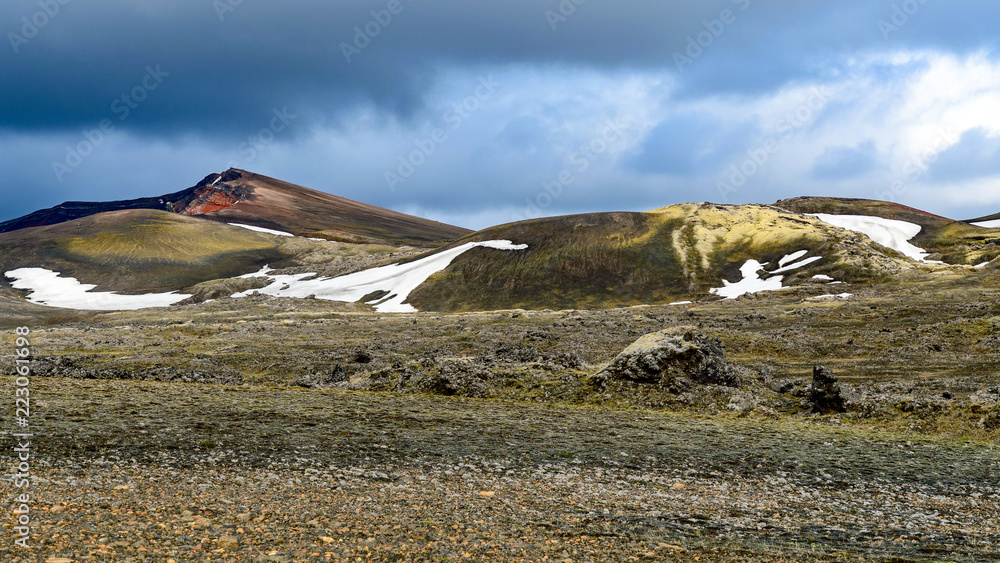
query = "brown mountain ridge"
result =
(0, 168, 471, 247)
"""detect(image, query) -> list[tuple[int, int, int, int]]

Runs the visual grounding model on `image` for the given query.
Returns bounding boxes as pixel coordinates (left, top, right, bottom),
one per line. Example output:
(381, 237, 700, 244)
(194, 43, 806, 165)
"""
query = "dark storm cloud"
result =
(5, 0, 1000, 140)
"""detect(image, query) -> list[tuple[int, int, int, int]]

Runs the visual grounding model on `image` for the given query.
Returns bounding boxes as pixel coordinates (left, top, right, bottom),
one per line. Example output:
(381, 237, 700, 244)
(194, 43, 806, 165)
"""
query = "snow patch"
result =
(4, 268, 191, 310)
(710, 250, 824, 299)
(778, 250, 808, 267)
(228, 223, 295, 237)
(710, 260, 786, 299)
(234, 240, 528, 313)
(972, 219, 1000, 229)
(769, 256, 822, 274)
(974, 261, 990, 269)
(808, 293, 853, 300)
(811, 274, 834, 281)
(669, 301, 693, 306)
(809, 213, 938, 263)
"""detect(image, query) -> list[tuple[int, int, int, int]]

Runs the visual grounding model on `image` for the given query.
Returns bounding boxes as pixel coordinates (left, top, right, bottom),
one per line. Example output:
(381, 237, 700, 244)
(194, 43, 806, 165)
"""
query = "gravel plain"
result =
(3, 377, 1000, 562)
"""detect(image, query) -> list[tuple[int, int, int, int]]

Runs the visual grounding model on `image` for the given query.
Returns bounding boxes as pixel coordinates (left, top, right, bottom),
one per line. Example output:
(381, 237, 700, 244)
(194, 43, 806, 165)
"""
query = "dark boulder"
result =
(810, 365, 846, 413)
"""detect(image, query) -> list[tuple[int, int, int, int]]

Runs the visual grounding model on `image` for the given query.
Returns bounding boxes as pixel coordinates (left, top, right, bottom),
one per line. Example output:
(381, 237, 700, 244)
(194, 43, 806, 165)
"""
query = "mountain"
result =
(774, 196, 1000, 265)
(0, 168, 471, 246)
(404, 203, 918, 312)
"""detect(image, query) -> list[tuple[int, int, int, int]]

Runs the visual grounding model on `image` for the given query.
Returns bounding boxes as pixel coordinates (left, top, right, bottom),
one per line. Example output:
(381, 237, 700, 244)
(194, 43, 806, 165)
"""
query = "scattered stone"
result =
(292, 365, 348, 388)
(191, 517, 213, 530)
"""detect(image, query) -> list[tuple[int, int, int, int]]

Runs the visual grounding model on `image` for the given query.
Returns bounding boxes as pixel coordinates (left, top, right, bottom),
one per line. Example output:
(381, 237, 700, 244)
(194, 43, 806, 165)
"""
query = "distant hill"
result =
(965, 211, 1000, 225)
(0, 168, 471, 247)
(775, 196, 1000, 264)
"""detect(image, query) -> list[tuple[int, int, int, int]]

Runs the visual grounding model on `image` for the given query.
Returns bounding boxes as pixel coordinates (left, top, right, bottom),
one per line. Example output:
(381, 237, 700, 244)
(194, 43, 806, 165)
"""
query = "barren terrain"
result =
(3, 268, 1000, 561)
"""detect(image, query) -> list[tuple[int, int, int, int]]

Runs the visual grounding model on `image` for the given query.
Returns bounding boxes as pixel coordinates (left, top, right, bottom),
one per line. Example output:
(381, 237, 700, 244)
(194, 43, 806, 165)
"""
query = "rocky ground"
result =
(4, 377, 1000, 562)
(2, 270, 1000, 560)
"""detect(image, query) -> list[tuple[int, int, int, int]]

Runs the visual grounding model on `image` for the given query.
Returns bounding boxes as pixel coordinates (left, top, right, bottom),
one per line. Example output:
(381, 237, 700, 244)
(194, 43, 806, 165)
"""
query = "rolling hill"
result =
(405, 203, 920, 312)
(0, 210, 288, 294)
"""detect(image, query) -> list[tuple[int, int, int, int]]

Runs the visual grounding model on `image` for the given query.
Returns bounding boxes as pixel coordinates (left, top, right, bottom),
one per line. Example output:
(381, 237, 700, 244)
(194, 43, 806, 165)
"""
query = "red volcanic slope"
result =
(174, 169, 472, 245)
(0, 169, 471, 247)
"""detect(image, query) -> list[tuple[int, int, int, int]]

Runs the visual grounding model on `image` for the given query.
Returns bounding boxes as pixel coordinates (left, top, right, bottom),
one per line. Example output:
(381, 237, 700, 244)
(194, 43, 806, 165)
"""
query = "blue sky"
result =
(2, 0, 1000, 229)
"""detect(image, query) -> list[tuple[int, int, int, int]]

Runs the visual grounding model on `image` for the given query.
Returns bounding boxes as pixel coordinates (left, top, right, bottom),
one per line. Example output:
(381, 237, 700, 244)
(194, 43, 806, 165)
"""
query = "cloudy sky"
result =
(3, 0, 1000, 229)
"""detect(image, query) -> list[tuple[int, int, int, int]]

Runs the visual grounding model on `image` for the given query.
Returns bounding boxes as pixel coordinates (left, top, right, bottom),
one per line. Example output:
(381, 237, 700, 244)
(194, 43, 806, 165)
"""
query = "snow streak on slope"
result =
(234, 240, 528, 312)
(4, 268, 191, 310)
(972, 219, 1000, 229)
(809, 214, 937, 263)
(769, 256, 822, 274)
(228, 223, 295, 237)
(778, 250, 808, 267)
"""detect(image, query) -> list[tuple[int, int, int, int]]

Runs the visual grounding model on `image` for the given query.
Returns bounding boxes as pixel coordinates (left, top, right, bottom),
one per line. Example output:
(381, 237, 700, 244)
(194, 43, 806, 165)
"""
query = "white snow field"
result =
(812, 274, 834, 281)
(228, 223, 295, 237)
(710, 250, 823, 300)
(972, 219, 1000, 229)
(809, 213, 938, 263)
(808, 293, 853, 300)
(4, 268, 192, 310)
(234, 240, 528, 313)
